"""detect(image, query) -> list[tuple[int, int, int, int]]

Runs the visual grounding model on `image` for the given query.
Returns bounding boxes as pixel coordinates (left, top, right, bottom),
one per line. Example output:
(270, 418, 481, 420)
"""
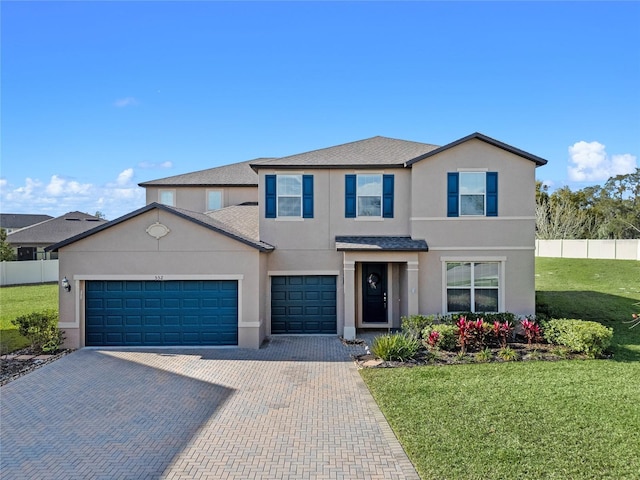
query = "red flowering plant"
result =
(456, 317, 472, 353)
(492, 321, 513, 348)
(468, 318, 488, 350)
(521, 318, 542, 345)
(427, 330, 440, 348)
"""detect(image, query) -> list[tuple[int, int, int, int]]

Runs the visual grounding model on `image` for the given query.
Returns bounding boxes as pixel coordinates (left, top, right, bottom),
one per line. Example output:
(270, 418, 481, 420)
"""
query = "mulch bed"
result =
(354, 342, 591, 368)
(1, 348, 74, 386)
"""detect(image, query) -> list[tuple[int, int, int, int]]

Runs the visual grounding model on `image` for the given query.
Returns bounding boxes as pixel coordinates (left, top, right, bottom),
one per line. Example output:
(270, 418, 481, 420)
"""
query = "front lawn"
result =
(361, 258, 640, 479)
(0, 284, 58, 352)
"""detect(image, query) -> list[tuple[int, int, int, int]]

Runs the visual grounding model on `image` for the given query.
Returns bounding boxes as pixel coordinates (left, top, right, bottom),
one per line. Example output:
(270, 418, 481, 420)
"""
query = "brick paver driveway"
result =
(1, 336, 419, 479)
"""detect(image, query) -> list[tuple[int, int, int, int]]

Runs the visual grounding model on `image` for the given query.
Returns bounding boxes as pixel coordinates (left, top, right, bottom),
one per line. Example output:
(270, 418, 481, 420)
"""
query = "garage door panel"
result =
(86, 280, 238, 346)
(271, 276, 336, 334)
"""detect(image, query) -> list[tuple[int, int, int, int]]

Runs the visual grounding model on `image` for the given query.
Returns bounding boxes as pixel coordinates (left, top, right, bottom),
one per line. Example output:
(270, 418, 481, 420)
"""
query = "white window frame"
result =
(206, 189, 223, 211)
(441, 257, 505, 313)
(356, 174, 382, 218)
(459, 172, 486, 216)
(158, 189, 176, 206)
(276, 174, 302, 218)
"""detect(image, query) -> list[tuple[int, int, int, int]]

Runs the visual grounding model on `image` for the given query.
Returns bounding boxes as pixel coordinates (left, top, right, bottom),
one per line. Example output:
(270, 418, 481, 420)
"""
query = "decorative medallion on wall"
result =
(146, 222, 170, 239)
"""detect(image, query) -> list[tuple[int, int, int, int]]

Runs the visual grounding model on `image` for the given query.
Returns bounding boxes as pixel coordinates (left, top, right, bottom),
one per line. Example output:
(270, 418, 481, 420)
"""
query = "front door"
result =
(362, 263, 387, 323)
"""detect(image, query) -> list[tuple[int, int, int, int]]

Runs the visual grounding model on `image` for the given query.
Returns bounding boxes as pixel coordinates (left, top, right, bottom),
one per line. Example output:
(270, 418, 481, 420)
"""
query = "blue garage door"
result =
(271, 276, 337, 334)
(85, 280, 238, 346)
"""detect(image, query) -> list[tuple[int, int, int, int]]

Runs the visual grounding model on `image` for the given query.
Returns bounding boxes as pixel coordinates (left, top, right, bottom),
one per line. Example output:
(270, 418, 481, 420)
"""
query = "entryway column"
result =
(407, 261, 419, 315)
(343, 259, 356, 340)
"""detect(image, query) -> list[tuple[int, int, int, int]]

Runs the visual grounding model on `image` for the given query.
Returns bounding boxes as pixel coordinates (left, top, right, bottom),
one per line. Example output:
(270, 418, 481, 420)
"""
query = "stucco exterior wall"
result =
(57, 209, 266, 349)
(144, 186, 258, 212)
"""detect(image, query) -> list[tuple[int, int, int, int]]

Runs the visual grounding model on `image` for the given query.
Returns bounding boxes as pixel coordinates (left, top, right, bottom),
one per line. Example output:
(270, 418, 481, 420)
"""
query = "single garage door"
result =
(85, 280, 238, 346)
(271, 275, 336, 334)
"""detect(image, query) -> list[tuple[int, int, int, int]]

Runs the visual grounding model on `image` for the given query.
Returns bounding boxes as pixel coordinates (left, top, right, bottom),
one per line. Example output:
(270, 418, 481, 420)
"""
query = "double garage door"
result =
(271, 275, 337, 334)
(85, 280, 238, 346)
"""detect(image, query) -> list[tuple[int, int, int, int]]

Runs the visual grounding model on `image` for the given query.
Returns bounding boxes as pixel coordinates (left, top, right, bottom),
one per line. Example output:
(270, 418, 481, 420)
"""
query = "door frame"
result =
(357, 262, 392, 328)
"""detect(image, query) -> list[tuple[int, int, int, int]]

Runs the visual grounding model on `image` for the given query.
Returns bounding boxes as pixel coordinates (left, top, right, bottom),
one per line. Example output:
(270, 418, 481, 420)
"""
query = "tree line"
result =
(536, 168, 640, 239)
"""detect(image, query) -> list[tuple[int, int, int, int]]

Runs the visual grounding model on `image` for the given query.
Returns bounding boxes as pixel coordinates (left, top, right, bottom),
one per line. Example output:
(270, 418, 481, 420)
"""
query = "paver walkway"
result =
(1, 336, 419, 479)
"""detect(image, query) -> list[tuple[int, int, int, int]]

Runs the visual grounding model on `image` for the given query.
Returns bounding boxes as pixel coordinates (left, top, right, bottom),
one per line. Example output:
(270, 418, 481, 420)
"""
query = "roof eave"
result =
(250, 163, 406, 171)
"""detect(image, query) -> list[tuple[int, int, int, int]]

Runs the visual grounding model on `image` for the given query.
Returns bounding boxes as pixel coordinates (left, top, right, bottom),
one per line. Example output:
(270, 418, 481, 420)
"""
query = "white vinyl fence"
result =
(0, 260, 59, 286)
(536, 239, 640, 260)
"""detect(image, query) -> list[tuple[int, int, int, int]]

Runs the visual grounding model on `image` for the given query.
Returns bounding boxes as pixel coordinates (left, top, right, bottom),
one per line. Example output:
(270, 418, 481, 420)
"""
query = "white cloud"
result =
(568, 141, 637, 182)
(137, 160, 173, 169)
(114, 97, 139, 108)
(0, 171, 145, 220)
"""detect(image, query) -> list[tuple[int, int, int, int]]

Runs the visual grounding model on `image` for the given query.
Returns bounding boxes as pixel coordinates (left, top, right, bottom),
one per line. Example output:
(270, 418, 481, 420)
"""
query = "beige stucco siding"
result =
(258, 168, 412, 249)
(57, 209, 266, 349)
(145, 186, 258, 212)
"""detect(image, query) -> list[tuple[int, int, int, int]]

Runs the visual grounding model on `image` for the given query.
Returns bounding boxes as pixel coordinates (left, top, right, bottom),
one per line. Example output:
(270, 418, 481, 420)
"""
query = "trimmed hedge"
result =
(542, 319, 613, 358)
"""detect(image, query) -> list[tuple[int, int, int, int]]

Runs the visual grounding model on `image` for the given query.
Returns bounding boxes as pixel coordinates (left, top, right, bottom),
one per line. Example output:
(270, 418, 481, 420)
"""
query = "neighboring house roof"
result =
(250, 136, 440, 170)
(336, 236, 429, 251)
(47, 203, 274, 253)
(138, 158, 274, 187)
(7, 212, 107, 245)
(0, 213, 54, 231)
(406, 132, 548, 167)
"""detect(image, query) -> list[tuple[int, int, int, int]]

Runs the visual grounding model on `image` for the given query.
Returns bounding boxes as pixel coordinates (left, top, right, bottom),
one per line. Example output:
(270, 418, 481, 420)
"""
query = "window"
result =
(207, 190, 223, 211)
(265, 174, 313, 218)
(159, 190, 175, 206)
(446, 261, 499, 313)
(447, 172, 498, 217)
(345, 174, 394, 218)
(277, 175, 302, 217)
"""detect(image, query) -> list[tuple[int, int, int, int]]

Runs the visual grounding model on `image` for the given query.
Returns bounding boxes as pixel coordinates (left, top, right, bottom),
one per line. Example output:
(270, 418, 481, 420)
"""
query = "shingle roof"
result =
(251, 136, 440, 170)
(335, 236, 429, 251)
(205, 203, 260, 243)
(0, 214, 54, 230)
(7, 212, 107, 245)
(406, 132, 548, 167)
(47, 203, 274, 253)
(138, 158, 274, 187)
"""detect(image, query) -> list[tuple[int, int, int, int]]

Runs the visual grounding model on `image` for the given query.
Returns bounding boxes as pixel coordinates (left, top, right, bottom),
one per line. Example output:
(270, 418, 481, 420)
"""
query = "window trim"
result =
(206, 189, 224, 211)
(441, 257, 506, 313)
(158, 189, 176, 206)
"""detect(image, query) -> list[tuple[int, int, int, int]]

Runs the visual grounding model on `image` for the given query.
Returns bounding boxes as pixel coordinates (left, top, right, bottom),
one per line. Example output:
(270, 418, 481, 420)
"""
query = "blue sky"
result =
(2, 1, 639, 220)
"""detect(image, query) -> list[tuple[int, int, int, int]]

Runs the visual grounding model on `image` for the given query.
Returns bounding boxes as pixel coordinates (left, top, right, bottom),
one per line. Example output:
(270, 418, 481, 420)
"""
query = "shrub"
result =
(492, 321, 513, 348)
(542, 319, 613, 358)
(497, 346, 519, 361)
(475, 347, 493, 363)
(422, 324, 458, 351)
(11, 309, 65, 354)
(521, 318, 542, 345)
(401, 314, 436, 339)
(371, 333, 420, 362)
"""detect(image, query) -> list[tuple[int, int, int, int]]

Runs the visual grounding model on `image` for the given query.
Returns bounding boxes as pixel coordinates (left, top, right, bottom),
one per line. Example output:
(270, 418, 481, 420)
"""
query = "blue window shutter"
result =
(486, 172, 498, 216)
(345, 175, 356, 218)
(447, 172, 459, 217)
(265, 175, 276, 218)
(302, 175, 314, 218)
(382, 174, 394, 218)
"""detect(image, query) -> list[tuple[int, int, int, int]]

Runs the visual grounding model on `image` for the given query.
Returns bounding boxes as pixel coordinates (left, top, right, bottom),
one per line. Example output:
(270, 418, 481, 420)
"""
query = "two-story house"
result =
(49, 133, 547, 349)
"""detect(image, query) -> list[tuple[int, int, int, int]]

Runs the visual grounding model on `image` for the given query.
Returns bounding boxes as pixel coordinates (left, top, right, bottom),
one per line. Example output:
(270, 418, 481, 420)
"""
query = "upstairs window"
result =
(159, 190, 175, 206)
(207, 190, 223, 211)
(345, 174, 394, 218)
(447, 172, 498, 217)
(265, 174, 314, 218)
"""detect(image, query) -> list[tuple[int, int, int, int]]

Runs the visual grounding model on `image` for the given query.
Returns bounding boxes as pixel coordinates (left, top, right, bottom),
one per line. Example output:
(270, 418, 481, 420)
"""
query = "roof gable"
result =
(405, 132, 548, 167)
(47, 203, 273, 253)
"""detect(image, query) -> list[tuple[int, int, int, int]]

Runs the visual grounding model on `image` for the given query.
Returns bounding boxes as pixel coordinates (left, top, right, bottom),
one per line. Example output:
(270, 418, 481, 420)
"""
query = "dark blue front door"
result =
(271, 276, 337, 334)
(85, 280, 238, 346)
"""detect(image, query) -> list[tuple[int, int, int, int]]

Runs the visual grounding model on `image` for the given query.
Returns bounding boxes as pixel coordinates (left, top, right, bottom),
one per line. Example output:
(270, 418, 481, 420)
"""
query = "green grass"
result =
(361, 258, 640, 480)
(0, 283, 58, 352)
